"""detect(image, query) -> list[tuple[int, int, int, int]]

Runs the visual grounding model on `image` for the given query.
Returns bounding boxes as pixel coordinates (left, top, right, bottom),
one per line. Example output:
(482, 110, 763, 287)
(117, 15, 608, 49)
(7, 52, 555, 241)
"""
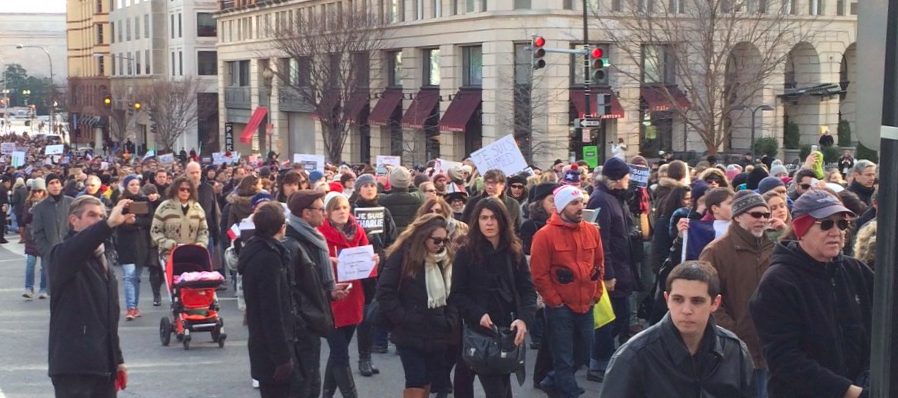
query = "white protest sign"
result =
(469, 135, 528, 177)
(336, 245, 377, 282)
(629, 164, 650, 188)
(354, 207, 385, 235)
(433, 158, 462, 175)
(10, 151, 24, 167)
(376, 155, 401, 168)
(158, 154, 175, 164)
(0, 143, 15, 154)
(100, 162, 109, 171)
(45, 144, 64, 155)
(293, 154, 325, 173)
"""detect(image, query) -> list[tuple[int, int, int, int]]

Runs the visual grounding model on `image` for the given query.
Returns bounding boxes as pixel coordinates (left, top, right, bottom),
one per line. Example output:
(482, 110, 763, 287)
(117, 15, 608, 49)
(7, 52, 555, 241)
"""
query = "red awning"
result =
(240, 106, 268, 144)
(346, 91, 371, 124)
(401, 89, 440, 129)
(640, 86, 692, 112)
(569, 88, 625, 119)
(368, 89, 404, 127)
(438, 89, 482, 132)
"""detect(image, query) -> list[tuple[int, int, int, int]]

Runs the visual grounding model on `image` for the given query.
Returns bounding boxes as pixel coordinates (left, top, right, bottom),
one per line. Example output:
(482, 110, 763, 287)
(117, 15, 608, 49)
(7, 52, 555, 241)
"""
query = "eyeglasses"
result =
(815, 219, 851, 231)
(179, 187, 191, 192)
(308, 207, 326, 213)
(429, 237, 450, 245)
(510, 184, 525, 189)
(747, 211, 771, 219)
(799, 184, 811, 190)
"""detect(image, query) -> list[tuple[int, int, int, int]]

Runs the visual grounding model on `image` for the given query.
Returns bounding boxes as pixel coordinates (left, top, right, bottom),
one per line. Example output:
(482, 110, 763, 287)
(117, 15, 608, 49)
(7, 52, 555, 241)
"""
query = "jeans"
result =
(296, 332, 322, 398)
(121, 263, 143, 310)
(373, 326, 389, 349)
(9, 207, 17, 233)
(325, 325, 357, 368)
(545, 305, 594, 398)
(397, 345, 445, 388)
(531, 308, 546, 342)
(24, 254, 47, 293)
(755, 369, 768, 398)
(591, 296, 631, 372)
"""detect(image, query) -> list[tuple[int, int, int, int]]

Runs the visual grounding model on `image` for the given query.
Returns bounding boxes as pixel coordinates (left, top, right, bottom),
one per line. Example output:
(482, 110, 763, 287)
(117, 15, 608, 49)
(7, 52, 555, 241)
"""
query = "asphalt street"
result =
(0, 236, 604, 397)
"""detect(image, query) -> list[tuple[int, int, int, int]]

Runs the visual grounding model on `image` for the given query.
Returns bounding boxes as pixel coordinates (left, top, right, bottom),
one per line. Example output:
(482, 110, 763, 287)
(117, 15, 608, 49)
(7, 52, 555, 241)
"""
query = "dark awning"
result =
(401, 88, 440, 129)
(346, 91, 371, 124)
(313, 91, 339, 121)
(368, 89, 403, 127)
(438, 89, 482, 132)
(240, 106, 268, 144)
(569, 87, 625, 119)
(640, 86, 692, 112)
(778, 83, 843, 100)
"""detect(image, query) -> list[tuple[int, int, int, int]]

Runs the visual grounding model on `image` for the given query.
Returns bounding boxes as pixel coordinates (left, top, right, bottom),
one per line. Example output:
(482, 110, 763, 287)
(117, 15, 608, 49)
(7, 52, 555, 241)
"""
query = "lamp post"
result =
(733, 104, 775, 161)
(16, 44, 54, 135)
(1, 89, 8, 132)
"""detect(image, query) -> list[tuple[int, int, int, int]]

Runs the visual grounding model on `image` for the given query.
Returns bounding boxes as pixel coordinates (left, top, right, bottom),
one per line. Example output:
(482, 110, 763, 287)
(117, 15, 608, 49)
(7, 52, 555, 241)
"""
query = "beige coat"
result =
(150, 199, 209, 258)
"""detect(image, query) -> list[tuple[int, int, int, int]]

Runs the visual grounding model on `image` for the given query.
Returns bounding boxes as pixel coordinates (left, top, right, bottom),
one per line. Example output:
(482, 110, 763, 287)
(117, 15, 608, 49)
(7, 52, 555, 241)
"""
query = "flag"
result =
(142, 149, 155, 161)
(683, 220, 731, 262)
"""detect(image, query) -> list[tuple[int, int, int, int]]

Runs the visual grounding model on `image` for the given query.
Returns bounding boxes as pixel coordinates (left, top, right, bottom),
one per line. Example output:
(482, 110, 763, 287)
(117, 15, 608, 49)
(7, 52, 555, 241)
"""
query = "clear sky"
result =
(0, 0, 65, 13)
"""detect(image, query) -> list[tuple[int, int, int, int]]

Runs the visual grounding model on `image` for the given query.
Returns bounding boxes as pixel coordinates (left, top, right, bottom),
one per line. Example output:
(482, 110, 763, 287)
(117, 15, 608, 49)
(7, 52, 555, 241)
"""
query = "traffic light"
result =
(589, 47, 610, 82)
(133, 101, 141, 111)
(103, 95, 112, 109)
(532, 36, 546, 70)
(29, 104, 35, 116)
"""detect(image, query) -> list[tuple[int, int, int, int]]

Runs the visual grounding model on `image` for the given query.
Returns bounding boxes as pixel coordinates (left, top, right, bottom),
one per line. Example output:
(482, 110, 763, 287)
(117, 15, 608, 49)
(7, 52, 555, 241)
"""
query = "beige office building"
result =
(66, 0, 113, 146)
(215, 0, 858, 167)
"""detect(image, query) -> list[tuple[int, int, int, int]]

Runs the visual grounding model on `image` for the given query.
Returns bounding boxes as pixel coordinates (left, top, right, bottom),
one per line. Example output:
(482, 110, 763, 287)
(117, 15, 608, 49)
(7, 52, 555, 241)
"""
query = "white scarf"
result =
(425, 250, 451, 309)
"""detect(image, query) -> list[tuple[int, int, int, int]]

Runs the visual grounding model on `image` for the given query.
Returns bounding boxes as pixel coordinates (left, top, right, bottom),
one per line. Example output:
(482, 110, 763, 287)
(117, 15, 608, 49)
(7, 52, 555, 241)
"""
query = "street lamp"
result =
(16, 44, 55, 135)
(1, 89, 8, 132)
(733, 104, 775, 161)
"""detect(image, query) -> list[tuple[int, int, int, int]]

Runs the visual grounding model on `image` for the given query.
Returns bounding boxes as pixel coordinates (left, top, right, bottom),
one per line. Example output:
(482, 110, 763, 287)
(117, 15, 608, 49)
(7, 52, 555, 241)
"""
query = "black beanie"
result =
(46, 173, 62, 186)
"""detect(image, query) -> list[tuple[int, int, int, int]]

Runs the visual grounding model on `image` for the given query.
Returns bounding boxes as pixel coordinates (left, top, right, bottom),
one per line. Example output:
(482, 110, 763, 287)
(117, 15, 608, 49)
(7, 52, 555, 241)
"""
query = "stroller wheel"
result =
(183, 334, 191, 350)
(159, 318, 172, 346)
(218, 333, 227, 348)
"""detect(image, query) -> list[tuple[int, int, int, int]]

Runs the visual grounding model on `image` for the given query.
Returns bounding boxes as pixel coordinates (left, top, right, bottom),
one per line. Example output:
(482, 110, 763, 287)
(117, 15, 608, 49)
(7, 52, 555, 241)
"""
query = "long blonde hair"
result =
(385, 213, 453, 281)
(854, 221, 877, 268)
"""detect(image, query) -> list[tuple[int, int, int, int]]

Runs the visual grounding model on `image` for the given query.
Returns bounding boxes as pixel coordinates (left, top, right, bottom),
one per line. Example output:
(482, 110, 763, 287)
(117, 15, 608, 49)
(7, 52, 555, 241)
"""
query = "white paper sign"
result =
(158, 154, 175, 164)
(469, 135, 528, 177)
(45, 144, 64, 155)
(433, 158, 462, 175)
(336, 245, 377, 282)
(376, 155, 401, 168)
(293, 154, 325, 173)
(0, 143, 16, 154)
(10, 151, 24, 167)
(100, 162, 109, 170)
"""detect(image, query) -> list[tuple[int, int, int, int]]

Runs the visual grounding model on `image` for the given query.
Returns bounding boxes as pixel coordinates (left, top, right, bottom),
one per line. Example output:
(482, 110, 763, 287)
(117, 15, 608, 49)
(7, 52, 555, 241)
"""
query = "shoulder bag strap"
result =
(505, 255, 520, 321)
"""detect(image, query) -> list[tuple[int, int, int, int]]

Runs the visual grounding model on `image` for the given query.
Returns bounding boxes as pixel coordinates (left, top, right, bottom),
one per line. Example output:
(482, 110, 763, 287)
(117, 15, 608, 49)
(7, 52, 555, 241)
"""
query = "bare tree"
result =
(268, 6, 389, 164)
(595, 0, 817, 154)
(138, 76, 205, 153)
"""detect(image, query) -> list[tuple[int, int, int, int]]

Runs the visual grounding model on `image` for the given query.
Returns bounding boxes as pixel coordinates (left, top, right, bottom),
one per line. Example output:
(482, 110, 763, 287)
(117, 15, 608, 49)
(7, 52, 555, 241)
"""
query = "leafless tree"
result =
(137, 76, 205, 152)
(267, 6, 390, 164)
(594, 0, 818, 154)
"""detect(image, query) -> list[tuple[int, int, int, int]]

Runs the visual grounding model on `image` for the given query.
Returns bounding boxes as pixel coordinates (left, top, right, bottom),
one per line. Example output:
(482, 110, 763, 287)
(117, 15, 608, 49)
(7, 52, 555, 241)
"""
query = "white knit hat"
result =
(553, 185, 583, 213)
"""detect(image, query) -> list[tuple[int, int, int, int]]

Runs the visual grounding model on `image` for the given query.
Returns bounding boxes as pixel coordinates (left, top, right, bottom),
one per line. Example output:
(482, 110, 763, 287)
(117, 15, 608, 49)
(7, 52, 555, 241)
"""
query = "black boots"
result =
(332, 365, 358, 398)
(358, 353, 379, 377)
(322, 363, 336, 398)
(356, 322, 379, 377)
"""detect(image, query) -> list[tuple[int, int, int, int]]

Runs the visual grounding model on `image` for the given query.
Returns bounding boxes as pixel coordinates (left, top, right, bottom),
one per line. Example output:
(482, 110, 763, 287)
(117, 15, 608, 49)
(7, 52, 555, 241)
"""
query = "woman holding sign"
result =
(318, 192, 378, 398)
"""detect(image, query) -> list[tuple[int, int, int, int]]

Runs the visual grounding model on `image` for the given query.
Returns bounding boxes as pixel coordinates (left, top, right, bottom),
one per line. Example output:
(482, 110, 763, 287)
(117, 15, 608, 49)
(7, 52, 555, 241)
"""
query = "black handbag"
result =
(364, 298, 393, 330)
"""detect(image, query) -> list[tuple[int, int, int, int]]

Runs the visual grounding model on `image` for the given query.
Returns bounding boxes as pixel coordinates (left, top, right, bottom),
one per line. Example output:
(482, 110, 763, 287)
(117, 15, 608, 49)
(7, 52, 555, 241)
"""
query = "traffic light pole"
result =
(582, 0, 591, 120)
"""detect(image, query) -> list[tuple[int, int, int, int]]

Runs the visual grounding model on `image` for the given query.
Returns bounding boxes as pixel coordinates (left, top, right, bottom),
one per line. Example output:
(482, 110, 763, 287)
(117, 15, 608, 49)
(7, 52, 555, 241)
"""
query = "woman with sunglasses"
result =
(450, 197, 536, 398)
(150, 175, 209, 260)
(376, 214, 457, 398)
(414, 197, 468, 252)
(699, 168, 730, 189)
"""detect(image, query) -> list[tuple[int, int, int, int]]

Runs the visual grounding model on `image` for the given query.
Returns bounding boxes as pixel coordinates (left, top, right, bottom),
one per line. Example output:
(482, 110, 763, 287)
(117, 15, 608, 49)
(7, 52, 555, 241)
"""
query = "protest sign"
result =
(158, 154, 175, 164)
(470, 135, 528, 177)
(336, 245, 377, 282)
(354, 207, 386, 235)
(10, 151, 25, 167)
(629, 164, 651, 188)
(0, 143, 15, 154)
(293, 154, 325, 173)
(376, 155, 401, 168)
(433, 158, 462, 175)
(45, 145, 64, 155)
(100, 162, 109, 170)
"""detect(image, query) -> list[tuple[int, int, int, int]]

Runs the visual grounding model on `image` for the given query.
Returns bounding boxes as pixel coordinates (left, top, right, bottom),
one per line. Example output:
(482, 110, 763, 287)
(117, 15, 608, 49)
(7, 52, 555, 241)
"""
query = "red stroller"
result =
(158, 244, 227, 350)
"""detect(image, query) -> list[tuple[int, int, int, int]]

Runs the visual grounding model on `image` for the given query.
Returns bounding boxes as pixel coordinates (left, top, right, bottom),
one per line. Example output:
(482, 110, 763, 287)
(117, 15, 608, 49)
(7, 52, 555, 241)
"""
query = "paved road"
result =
(0, 236, 604, 397)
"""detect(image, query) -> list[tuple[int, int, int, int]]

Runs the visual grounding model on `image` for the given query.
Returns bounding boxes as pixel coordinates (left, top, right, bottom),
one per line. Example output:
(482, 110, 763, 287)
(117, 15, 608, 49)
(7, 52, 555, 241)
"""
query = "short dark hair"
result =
(704, 187, 734, 213)
(667, 160, 688, 181)
(483, 169, 506, 183)
(666, 261, 720, 298)
(795, 169, 817, 183)
(253, 202, 286, 237)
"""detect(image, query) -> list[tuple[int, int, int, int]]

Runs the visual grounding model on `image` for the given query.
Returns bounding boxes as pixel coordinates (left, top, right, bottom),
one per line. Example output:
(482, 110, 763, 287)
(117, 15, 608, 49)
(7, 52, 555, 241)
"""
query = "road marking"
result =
(0, 258, 23, 263)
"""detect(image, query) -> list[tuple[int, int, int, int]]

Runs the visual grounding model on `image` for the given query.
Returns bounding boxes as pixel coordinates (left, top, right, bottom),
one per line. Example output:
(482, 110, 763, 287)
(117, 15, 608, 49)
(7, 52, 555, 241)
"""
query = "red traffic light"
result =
(29, 104, 35, 110)
(591, 48, 603, 59)
(533, 36, 546, 48)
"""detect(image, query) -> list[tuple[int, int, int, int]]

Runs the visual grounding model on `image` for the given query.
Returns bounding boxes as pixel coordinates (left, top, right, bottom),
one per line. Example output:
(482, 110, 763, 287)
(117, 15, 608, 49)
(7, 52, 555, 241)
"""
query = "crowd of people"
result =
(20, 127, 877, 398)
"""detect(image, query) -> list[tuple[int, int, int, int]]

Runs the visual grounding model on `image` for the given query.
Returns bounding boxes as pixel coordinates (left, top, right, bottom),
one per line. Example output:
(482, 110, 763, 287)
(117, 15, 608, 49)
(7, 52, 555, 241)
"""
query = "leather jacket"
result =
(600, 313, 755, 398)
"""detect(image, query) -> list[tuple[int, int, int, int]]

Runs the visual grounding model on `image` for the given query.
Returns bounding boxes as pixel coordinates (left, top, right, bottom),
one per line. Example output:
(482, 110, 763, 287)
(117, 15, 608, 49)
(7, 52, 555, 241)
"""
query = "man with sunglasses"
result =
(789, 169, 818, 201)
(750, 189, 873, 398)
(699, 190, 775, 397)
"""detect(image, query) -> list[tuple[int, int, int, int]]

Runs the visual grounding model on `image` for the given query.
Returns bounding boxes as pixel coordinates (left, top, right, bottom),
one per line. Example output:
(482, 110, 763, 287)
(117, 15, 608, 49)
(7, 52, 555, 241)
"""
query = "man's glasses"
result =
(429, 237, 450, 245)
(815, 219, 851, 231)
(747, 211, 771, 219)
(510, 184, 525, 189)
(799, 184, 811, 190)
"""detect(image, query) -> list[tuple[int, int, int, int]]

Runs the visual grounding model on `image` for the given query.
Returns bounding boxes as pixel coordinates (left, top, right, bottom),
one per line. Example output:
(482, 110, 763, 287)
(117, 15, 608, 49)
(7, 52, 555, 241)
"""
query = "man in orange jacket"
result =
(530, 185, 604, 398)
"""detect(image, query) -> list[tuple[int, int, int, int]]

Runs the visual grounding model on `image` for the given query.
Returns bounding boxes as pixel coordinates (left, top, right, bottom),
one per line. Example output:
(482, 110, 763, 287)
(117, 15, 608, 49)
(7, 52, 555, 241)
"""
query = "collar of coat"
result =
(725, 221, 775, 252)
(660, 312, 724, 368)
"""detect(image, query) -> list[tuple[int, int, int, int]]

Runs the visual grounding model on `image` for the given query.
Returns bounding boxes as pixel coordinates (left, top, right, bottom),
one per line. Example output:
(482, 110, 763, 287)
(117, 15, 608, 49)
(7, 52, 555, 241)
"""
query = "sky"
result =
(0, 0, 65, 13)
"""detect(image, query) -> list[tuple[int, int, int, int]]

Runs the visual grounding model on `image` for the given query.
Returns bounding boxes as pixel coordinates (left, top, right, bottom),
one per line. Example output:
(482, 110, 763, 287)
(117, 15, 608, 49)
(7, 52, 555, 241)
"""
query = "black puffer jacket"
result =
(587, 183, 635, 298)
(600, 313, 755, 397)
(378, 187, 423, 234)
(750, 242, 873, 398)
(114, 193, 153, 266)
(282, 226, 335, 336)
(352, 198, 398, 303)
(376, 250, 458, 352)
(520, 201, 549, 255)
(48, 221, 124, 377)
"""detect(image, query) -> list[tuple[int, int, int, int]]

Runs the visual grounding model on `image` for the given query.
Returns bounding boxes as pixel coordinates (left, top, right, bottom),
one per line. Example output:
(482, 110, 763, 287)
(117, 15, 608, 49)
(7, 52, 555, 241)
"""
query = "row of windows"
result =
(106, 51, 151, 76)
(109, 13, 216, 45)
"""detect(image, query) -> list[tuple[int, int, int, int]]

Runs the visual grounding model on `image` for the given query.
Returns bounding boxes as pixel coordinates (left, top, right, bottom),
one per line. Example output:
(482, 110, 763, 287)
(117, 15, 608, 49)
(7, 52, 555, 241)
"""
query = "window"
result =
(782, 0, 797, 14)
(170, 14, 175, 38)
(112, 56, 117, 76)
(466, 0, 475, 12)
(809, 0, 822, 14)
(97, 0, 102, 12)
(197, 13, 216, 37)
(514, 43, 531, 85)
(145, 49, 150, 74)
(669, 0, 682, 13)
(145, 15, 149, 38)
(111, 22, 115, 43)
(515, 0, 531, 9)
(126, 53, 132, 75)
(354, 52, 370, 87)
(462, 46, 483, 86)
(639, 0, 654, 12)
(451, 0, 459, 14)
(178, 51, 183, 76)
(642, 44, 675, 85)
(171, 52, 175, 76)
(388, 0, 402, 22)
(759, 0, 768, 13)
(96, 25, 104, 45)
(125, 18, 131, 40)
(424, 49, 440, 86)
(97, 57, 105, 76)
(387, 50, 402, 86)
(281, 58, 301, 86)
(178, 13, 183, 38)
(135, 51, 141, 75)
(198, 51, 218, 75)
(416, 0, 424, 19)
(850, 0, 857, 14)
(135, 17, 140, 40)
(481, 0, 487, 11)
(434, 0, 442, 17)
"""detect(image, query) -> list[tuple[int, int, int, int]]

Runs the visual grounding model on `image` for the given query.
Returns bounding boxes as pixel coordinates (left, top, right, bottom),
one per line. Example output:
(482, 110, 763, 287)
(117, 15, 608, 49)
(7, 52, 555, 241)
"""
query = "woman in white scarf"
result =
(376, 214, 457, 398)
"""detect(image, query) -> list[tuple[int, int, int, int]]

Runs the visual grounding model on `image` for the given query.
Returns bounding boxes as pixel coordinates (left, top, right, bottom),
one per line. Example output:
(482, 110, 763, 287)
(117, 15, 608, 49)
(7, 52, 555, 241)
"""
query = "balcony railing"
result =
(225, 86, 252, 109)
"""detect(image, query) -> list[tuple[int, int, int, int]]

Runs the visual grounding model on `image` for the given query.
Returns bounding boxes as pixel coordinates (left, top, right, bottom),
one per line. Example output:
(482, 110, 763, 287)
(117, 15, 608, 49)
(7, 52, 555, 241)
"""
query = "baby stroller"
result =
(158, 244, 227, 350)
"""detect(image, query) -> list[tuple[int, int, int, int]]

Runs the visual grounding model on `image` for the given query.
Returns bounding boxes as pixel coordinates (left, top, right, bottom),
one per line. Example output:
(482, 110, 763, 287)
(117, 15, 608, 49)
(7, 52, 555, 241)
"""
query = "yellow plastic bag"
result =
(593, 281, 616, 329)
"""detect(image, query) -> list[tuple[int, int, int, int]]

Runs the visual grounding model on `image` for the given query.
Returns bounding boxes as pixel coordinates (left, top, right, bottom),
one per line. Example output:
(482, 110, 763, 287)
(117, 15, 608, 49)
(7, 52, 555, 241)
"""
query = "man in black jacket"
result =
(846, 160, 876, 206)
(600, 261, 755, 397)
(187, 162, 222, 271)
(239, 202, 302, 398)
(48, 196, 135, 397)
(0, 175, 11, 243)
(750, 190, 873, 398)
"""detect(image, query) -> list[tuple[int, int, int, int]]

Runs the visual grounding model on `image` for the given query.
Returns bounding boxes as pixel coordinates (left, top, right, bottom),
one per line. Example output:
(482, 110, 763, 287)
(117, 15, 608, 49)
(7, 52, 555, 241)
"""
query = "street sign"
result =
(580, 119, 601, 127)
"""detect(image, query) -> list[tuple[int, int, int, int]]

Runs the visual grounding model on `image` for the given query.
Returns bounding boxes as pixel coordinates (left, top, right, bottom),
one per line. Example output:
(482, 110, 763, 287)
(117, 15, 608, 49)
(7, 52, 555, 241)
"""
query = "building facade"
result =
(215, 0, 859, 168)
(66, 0, 113, 146)
(0, 13, 68, 83)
